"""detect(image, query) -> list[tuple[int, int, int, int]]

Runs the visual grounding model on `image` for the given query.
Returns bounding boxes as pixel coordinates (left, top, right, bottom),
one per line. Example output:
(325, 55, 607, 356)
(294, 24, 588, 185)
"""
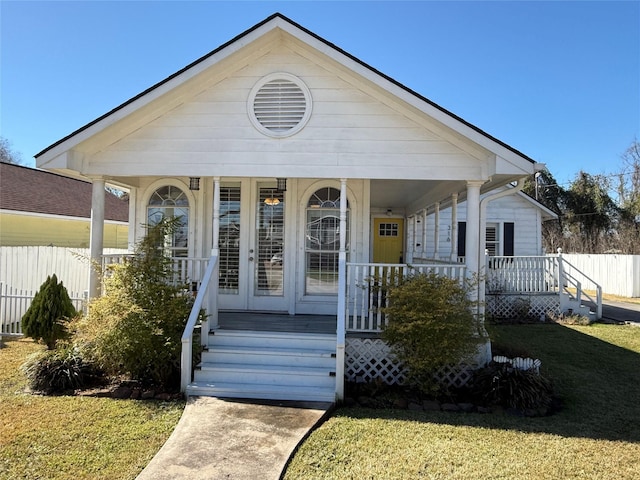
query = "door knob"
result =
(249, 257, 254, 261)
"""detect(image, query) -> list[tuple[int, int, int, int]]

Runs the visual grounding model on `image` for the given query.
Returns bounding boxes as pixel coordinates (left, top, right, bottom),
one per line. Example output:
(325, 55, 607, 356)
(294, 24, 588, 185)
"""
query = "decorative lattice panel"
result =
(434, 363, 475, 388)
(345, 338, 405, 385)
(486, 293, 560, 320)
(345, 338, 476, 388)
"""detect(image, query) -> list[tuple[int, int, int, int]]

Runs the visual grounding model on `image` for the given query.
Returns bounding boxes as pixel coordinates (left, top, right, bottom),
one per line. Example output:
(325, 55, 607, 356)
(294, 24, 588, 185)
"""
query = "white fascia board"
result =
(37, 24, 278, 166)
(279, 19, 535, 172)
(0, 210, 127, 225)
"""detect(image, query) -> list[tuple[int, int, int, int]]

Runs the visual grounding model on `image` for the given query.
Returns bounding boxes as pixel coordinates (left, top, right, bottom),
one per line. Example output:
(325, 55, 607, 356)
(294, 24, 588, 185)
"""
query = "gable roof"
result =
(35, 13, 535, 167)
(0, 162, 129, 222)
(517, 190, 559, 221)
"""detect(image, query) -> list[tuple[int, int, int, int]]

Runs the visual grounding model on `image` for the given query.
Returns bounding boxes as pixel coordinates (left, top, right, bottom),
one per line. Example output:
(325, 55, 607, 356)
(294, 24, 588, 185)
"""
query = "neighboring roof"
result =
(35, 13, 535, 166)
(0, 162, 128, 222)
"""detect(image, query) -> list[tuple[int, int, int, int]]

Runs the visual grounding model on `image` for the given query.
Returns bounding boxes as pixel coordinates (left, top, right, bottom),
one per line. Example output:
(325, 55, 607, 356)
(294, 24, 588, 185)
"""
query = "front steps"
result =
(561, 292, 597, 322)
(186, 329, 337, 402)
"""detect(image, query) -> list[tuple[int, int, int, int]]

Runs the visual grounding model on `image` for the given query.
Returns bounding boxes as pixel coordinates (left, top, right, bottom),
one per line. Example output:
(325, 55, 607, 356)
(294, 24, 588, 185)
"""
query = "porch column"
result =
(450, 193, 458, 261)
(406, 215, 414, 263)
(421, 209, 428, 258)
(207, 176, 221, 334)
(212, 177, 220, 257)
(336, 178, 348, 400)
(433, 202, 440, 260)
(88, 177, 105, 299)
(465, 181, 484, 286)
(414, 214, 423, 257)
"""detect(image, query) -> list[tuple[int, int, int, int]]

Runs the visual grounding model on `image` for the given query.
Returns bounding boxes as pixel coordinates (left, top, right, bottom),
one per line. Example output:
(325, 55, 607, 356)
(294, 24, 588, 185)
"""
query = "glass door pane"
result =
(255, 187, 284, 296)
(218, 186, 241, 294)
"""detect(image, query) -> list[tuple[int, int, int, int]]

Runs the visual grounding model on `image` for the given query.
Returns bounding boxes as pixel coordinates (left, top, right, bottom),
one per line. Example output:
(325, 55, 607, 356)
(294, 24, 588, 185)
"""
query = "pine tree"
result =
(22, 274, 76, 349)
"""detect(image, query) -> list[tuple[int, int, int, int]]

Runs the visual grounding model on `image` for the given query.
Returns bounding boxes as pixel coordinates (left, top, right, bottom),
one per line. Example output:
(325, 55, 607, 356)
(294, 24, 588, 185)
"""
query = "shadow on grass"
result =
(337, 323, 640, 443)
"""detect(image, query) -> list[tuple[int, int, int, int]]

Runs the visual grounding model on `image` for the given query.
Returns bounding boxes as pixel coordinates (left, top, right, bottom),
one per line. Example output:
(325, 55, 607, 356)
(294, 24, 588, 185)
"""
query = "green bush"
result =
(472, 362, 554, 411)
(22, 274, 76, 350)
(21, 344, 103, 394)
(77, 218, 194, 390)
(381, 272, 483, 395)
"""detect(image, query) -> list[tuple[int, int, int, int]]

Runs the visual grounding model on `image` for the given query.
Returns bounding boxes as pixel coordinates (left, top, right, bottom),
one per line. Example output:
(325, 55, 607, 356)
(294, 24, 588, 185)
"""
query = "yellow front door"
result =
(373, 218, 404, 263)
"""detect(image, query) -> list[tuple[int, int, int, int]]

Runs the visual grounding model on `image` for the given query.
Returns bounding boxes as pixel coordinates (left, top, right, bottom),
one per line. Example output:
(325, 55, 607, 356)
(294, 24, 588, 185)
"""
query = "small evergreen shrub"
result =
(22, 274, 76, 350)
(77, 218, 194, 390)
(472, 361, 554, 412)
(21, 344, 103, 394)
(381, 272, 483, 396)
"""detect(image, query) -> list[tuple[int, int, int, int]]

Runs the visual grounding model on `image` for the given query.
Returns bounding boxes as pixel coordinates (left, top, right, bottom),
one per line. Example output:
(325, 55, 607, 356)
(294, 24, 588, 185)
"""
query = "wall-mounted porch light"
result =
(189, 177, 200, 191)
(276, 178, 287, 192)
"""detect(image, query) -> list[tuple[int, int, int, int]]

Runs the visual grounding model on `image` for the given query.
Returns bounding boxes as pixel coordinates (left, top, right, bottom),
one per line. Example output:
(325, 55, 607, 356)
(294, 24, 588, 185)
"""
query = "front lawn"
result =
(0, 338, 185, 480)
(284, 323, 640, 479)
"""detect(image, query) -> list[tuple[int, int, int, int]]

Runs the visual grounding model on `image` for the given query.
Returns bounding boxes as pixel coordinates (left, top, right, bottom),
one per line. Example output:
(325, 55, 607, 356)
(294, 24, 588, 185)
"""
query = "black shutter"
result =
(504, 222, 515, 256)
(457, 222, 466, 257)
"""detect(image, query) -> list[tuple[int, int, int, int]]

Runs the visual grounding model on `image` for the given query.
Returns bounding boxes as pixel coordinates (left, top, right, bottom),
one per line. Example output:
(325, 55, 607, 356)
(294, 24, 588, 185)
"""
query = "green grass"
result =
(0, 338, 185, 480)
(284, 323, 640, 480)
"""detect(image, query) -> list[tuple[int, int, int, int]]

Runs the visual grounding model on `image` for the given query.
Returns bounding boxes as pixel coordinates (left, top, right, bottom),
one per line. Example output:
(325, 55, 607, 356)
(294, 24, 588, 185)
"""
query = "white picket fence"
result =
(560, 254, 640, 298)
(0, 246, 128, 335)
(0, 283, 86, 336)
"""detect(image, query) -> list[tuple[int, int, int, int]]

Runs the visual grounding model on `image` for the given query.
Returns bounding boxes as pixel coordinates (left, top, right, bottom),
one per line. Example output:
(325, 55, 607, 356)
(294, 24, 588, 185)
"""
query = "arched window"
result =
(305, 187, 349, 295)
(147, 186, 189, 257)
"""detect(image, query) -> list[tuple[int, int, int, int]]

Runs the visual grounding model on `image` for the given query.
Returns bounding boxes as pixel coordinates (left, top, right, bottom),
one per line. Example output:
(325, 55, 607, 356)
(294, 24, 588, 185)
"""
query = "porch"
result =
(103, 250, 602, 402)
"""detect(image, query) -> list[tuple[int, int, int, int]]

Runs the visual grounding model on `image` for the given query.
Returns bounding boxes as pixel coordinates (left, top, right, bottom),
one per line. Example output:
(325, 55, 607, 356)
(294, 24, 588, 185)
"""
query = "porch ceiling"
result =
(371, 174, 527, 213)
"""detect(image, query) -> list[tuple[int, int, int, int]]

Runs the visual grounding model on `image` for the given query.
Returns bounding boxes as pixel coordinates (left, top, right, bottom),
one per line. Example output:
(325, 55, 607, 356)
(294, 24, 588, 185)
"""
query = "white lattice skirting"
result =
(486, 293, 560, 320)
(345, 337, 478, 388)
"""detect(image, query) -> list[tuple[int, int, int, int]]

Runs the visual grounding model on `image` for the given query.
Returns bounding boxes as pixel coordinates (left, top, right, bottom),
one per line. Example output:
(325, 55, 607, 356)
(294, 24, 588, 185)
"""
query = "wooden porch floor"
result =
(217, 312, 337, 335)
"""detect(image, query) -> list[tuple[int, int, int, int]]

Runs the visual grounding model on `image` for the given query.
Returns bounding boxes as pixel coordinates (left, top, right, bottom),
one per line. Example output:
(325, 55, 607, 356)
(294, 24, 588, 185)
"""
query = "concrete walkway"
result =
(136, 397, 332, 480)
(601, 300, 640, 326)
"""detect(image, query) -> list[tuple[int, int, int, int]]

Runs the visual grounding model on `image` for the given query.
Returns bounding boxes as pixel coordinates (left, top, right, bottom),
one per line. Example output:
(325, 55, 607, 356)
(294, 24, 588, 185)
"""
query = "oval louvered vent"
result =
(249, 73, 312, 137)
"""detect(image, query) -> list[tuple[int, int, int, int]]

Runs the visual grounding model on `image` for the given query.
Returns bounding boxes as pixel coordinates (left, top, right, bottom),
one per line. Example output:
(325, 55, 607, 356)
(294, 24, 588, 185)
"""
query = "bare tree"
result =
(0, 137, 24, 165)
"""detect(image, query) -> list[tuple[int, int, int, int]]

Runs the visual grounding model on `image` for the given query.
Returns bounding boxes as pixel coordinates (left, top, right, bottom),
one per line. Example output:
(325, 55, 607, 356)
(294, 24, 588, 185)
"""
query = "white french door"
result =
(217, 180, 289, 312)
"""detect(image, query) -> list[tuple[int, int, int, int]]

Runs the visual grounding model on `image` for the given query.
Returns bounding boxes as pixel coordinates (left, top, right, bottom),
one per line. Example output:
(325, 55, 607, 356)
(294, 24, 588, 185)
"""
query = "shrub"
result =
(21, 344, 103, 394)
(22, 274, 76, 350)
(381, 272, 483, 396)
(472, 361, 554, 412)
(77, 218, 194, 390)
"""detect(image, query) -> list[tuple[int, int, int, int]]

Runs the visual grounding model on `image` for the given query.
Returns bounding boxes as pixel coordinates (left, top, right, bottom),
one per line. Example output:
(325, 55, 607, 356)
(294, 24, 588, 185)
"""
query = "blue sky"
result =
(1, 1, 638, 186)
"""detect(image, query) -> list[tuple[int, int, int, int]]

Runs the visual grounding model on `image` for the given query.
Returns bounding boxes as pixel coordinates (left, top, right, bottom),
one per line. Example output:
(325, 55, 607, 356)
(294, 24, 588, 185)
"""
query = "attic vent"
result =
(248, 73, 312, 137)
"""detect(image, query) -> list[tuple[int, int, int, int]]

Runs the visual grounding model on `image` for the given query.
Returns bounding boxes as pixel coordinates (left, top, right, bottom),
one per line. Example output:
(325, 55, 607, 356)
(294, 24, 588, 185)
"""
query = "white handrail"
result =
(180, 253, 219, 393)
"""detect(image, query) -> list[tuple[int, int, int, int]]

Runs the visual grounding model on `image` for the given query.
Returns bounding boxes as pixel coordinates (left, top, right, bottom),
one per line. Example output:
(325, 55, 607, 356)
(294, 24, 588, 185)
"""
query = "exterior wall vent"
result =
(248, 73, 312, 137)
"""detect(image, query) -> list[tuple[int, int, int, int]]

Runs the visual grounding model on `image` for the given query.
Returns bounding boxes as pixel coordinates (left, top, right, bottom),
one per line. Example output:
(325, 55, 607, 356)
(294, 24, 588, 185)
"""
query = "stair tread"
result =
(206, 345, 335, 356)
(198, 362, 333, 374)
(210, 329, 336, 340)
(186, 381, 336, 401)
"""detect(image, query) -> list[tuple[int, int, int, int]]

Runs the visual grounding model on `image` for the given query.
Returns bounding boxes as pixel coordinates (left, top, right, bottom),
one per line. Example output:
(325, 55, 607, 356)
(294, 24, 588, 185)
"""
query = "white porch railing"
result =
(486, 255, 559, 293)
(102, 254, 209, 289)
(558, 256, 603, 319)
(180, 253, 219, 393)
(345, 262, 468, 333)
(485, 252, 602, 320)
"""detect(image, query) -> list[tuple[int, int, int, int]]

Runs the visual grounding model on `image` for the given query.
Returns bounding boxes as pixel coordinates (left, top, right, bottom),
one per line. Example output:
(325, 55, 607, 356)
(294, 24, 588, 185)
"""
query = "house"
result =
(0, 162, 128, 248)
(35, 14, 548, 402)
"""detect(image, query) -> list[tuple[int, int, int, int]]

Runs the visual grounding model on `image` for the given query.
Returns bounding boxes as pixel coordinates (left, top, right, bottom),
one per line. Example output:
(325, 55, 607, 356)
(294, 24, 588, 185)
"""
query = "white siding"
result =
(83, 44, 484, 180)
(423, 193, 542, 258)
